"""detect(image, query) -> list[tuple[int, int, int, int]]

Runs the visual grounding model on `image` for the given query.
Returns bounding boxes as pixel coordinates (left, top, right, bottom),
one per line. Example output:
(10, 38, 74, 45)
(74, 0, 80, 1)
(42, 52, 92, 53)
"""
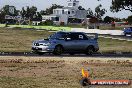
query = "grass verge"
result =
(0, 27, 132, 53)
(2, 24, 71, 31)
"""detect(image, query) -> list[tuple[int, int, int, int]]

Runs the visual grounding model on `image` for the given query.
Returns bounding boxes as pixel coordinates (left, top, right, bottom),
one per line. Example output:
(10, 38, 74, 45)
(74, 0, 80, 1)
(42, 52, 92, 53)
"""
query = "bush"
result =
(40, 20, 54, 26)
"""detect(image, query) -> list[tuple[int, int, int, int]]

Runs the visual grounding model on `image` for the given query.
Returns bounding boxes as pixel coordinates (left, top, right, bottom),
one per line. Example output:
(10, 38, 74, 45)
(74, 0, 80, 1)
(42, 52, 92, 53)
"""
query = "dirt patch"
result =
(0, 56, 131, 88)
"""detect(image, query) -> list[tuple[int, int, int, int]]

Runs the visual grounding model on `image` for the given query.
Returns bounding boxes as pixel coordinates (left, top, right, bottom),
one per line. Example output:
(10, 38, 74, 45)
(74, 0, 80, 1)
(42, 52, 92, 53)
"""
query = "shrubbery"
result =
(39, 20, 54, 26)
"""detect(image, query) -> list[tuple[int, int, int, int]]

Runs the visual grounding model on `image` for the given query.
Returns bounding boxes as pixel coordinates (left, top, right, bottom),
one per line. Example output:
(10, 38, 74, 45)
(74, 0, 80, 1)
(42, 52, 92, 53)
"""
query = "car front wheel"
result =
(53, 45, 63, 55)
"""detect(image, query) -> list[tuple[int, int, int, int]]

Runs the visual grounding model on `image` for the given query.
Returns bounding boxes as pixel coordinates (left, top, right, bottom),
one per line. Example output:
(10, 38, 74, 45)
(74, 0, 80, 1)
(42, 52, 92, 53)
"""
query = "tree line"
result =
(0, 0, 132, 24)
(0, 4, 63, 24)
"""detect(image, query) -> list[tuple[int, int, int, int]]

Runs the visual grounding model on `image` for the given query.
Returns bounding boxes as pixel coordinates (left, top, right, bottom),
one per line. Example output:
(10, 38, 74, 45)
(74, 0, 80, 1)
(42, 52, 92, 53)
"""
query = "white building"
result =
(42, 0, 87, 25)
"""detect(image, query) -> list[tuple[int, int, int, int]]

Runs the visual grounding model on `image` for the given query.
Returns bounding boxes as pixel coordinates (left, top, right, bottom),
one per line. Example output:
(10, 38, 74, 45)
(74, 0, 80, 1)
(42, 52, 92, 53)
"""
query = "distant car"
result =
(32, 32, 99, 55)
(123, 27, 132, 36)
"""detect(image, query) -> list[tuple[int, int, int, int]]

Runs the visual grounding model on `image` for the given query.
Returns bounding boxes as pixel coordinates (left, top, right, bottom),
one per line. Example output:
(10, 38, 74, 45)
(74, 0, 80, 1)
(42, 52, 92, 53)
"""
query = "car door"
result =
(63, 33, 79, 52)
(74, 33, 89, 51)
(65, 33, 89, 52)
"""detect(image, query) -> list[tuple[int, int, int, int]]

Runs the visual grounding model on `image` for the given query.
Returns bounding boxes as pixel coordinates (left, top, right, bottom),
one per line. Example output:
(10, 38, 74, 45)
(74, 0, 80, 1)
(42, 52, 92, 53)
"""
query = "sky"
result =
(0, 0, 131, 18)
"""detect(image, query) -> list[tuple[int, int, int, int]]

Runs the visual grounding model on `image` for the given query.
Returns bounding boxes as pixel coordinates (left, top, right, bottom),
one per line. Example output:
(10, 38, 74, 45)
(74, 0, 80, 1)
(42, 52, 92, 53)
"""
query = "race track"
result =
(0, 52, 132, 58)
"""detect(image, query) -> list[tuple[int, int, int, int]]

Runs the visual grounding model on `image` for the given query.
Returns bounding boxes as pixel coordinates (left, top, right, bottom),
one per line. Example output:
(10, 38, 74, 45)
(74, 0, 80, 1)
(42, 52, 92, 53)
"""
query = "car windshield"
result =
(49, 32, 66, 40)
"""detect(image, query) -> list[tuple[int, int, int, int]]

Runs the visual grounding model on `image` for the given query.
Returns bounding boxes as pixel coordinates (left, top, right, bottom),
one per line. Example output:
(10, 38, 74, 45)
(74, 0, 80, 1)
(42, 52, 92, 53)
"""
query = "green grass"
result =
(0, 24, 6, 27)
(4, 24, 71, 31)
(98, 38, 132, 53)
(0, 24, 130, 30)
(0, 27, 132, 52)
(0, 27, 53, 52)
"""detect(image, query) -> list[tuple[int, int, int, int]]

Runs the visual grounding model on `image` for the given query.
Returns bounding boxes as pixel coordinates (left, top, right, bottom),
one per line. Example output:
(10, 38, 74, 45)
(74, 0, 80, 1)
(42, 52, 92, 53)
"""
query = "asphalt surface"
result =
(99, 34, 132, 41)
(0, 52, 132, 58)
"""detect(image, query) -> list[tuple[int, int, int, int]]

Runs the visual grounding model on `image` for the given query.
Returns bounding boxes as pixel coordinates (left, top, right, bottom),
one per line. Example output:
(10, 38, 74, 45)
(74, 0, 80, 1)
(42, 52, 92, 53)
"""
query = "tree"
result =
(95, 4, 107, 20)
(114, 17, 121, 22)
(30, 6, 37, 16)
(21, 7, 26, 18)
(86, 5, 106, 20)
(78, 6, 85, 10)
(97, 0, 132, 12)
(0, 5, 19, 23)
(0, 11, 6, 23)
(104, 16, 114, 23)
(32, 12, 42, 21)
(110, 0, 132, 12)
(26, 6, 37, 20)
(127, 15, 132, 24)
(87, 8, 94, 17)
(122, 18, 127, 21)
(20, 6, 38, 20)
(36, 12, 42, 21)
(40, 10, 47, 15)
(1, 5, 18, 16)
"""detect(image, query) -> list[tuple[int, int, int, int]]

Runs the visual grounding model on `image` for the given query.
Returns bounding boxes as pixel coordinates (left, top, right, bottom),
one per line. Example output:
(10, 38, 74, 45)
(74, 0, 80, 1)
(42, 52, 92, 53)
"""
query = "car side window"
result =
(79, 35, 83, 39)
(57, 33, 67, 39)
(78, 33, 88, 40)
(50, 32, 66, 39)
(70, 33, 88, 40)
(70, 33, 79, 40)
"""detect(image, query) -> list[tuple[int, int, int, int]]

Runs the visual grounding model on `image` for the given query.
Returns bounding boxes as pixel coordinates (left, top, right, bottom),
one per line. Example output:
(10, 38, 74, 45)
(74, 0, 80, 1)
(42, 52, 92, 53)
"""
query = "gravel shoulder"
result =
(0, 56, 131, 88)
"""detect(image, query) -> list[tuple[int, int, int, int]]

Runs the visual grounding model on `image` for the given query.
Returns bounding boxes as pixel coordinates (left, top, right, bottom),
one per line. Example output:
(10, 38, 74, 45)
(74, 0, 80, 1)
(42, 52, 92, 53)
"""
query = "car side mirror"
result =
(66, 38, 71, 41)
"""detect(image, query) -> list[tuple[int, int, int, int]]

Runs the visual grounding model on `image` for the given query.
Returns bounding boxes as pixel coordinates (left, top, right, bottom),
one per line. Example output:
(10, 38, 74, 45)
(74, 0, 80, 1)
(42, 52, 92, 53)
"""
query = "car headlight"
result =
(34, 43, 39, 46)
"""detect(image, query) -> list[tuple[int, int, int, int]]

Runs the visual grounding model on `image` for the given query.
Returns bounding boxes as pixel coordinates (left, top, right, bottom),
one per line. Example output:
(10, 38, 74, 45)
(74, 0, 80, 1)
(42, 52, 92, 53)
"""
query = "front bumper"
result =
(32, 46, 54, 53)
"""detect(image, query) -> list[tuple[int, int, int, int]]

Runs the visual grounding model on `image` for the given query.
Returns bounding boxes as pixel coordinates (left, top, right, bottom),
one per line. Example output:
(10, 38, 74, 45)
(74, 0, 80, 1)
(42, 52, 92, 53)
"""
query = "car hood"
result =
(33, 39, 50, 43)
(33, 39, 57, 44)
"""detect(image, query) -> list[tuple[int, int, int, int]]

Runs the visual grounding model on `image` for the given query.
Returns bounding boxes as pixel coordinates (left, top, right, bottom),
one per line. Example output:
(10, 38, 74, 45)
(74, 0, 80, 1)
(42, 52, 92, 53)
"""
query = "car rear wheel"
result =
(53, 45, 63, 55)
(69, 53, 75, 55)
(131, 33, 132, 37)
(85, 46, 94, 55)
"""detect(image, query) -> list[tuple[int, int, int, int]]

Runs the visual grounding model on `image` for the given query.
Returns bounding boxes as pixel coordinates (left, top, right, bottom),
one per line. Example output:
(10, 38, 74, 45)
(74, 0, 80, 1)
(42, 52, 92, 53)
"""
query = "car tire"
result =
(53, 45, 63, 55)
(37, 52, 44, 55)
(69, 53, 75, 55)
(85, 46, 94, 55)
(131, 33, 132, 37)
